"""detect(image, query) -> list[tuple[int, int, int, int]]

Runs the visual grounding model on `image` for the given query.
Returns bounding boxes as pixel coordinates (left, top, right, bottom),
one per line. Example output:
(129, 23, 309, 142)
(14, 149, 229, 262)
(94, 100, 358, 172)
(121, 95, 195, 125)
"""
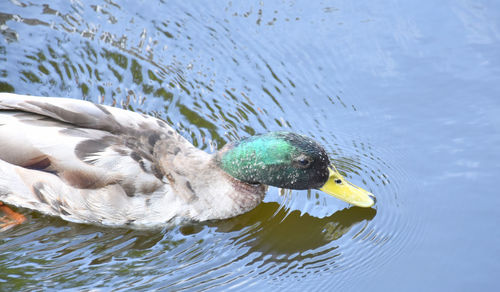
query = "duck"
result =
(0, 93, 374, 229)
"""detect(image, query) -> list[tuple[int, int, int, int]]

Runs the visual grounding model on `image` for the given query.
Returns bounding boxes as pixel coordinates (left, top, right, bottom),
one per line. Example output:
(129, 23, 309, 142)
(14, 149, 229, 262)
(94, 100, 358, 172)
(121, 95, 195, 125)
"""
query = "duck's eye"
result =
(294, 155, 312, 168)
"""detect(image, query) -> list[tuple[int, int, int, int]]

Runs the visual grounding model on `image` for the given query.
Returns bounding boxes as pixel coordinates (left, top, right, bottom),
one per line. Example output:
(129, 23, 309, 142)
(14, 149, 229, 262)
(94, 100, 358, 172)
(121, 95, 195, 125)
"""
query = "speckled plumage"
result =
(0, 93, 266, 228)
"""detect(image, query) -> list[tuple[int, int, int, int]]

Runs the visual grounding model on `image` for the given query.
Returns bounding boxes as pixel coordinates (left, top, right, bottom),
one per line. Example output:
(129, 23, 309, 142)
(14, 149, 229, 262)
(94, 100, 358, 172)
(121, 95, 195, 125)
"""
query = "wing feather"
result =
(0, 94, 172, 221)
(0, 93, 169, 135)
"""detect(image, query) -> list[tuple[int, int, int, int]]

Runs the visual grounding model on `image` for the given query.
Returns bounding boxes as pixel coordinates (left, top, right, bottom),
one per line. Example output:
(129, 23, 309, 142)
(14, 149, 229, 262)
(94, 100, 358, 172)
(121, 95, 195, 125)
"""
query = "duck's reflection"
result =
(181, 202, 376, 256)
(6, 202, 375, 267)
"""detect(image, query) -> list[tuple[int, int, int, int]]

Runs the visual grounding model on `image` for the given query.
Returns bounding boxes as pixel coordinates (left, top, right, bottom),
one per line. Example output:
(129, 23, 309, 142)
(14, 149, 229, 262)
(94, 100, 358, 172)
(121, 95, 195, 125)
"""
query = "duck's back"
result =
(0, 93, 194, 227)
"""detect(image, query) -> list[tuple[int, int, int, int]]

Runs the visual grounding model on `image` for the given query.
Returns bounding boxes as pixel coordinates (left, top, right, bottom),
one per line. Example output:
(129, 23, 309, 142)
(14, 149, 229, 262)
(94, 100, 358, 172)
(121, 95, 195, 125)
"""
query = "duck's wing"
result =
(0, 93, 173, 138)
(0, 93, 183, 225)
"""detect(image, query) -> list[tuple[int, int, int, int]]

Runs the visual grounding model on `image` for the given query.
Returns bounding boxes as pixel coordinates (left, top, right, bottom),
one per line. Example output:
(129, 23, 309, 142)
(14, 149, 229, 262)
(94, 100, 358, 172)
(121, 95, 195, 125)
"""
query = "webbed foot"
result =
(0, 202, 26, 231)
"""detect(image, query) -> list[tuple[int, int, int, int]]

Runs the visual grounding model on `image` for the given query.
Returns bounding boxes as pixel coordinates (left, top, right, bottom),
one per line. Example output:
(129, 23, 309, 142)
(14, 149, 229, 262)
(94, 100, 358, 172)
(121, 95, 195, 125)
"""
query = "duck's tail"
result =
(0, 158, 157, 227)
(0, 159, 63, 217)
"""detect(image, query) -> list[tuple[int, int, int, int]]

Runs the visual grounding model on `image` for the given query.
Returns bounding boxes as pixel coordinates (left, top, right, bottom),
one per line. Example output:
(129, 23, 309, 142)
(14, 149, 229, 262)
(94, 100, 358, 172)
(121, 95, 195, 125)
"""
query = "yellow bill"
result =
(320, 166, 375, 207)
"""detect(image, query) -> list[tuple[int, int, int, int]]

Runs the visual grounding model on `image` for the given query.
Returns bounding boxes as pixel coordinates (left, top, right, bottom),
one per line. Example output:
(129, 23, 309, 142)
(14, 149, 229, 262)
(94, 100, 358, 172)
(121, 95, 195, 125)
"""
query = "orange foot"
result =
(0, 201, 26, 231)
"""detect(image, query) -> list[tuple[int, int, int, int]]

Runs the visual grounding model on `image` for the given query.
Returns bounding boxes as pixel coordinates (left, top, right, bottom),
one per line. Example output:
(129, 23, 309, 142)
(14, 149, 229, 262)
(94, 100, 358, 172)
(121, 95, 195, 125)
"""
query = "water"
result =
(0, 0, 499, 290)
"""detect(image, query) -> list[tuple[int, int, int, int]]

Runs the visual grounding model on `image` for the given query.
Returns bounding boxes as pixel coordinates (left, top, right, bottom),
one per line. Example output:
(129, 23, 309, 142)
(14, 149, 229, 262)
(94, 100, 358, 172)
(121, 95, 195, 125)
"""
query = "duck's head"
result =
(217, 132, 375, 207)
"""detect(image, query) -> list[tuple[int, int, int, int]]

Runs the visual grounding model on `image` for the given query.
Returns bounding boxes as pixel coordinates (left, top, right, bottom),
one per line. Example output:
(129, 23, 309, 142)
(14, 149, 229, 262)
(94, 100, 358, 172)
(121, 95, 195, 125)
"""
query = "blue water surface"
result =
(0, 0, 499, 291)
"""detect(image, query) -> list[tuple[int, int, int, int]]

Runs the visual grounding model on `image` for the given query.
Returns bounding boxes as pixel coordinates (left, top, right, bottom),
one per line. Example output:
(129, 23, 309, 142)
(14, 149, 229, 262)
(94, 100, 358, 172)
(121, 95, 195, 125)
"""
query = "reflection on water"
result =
(0, 0, 420, 290)
(210, 203, 376, 255)
(0, 203, 376, 290)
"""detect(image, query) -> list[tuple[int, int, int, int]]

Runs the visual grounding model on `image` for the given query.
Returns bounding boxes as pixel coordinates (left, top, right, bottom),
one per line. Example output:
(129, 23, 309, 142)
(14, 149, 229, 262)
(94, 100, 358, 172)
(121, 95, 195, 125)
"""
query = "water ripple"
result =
(0, 0, 422, 291)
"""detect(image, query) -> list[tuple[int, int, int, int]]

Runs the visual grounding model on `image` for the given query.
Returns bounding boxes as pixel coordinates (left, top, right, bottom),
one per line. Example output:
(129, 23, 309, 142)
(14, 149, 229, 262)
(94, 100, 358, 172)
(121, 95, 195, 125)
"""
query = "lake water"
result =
(1, 0, 499, 291)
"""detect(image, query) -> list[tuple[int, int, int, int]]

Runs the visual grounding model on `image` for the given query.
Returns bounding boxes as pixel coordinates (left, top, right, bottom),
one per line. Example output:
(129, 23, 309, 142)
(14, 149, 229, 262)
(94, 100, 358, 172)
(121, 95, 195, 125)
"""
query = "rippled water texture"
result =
(1, 0, 500, 291)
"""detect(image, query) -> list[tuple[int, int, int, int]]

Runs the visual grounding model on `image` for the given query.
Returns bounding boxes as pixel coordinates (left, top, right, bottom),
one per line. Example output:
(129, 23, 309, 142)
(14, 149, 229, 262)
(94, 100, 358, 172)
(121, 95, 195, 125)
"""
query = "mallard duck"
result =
(0, 93, 374, 229)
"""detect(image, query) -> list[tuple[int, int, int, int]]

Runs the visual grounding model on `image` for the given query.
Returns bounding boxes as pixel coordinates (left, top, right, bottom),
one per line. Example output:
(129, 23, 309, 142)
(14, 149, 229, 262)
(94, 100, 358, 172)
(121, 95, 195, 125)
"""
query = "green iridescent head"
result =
(217, 132, 330, 189)
(216, 131, 376, 208)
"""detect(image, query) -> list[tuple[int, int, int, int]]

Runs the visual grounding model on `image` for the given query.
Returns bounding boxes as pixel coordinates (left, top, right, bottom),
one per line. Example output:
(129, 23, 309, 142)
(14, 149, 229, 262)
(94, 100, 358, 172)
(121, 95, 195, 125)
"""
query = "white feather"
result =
(0, 93, 266, 228)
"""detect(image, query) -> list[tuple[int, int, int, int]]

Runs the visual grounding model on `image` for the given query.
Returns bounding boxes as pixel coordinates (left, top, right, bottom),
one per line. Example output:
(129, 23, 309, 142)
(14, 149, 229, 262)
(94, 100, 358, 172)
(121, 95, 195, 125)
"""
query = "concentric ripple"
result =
(0, 136, 416, 290)
(0, 0, 422, 291)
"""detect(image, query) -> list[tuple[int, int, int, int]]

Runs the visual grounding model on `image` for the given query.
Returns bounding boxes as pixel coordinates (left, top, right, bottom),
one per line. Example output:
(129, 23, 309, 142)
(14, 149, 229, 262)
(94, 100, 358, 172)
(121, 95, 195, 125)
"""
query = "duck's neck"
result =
(153, 138, 266, 220)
